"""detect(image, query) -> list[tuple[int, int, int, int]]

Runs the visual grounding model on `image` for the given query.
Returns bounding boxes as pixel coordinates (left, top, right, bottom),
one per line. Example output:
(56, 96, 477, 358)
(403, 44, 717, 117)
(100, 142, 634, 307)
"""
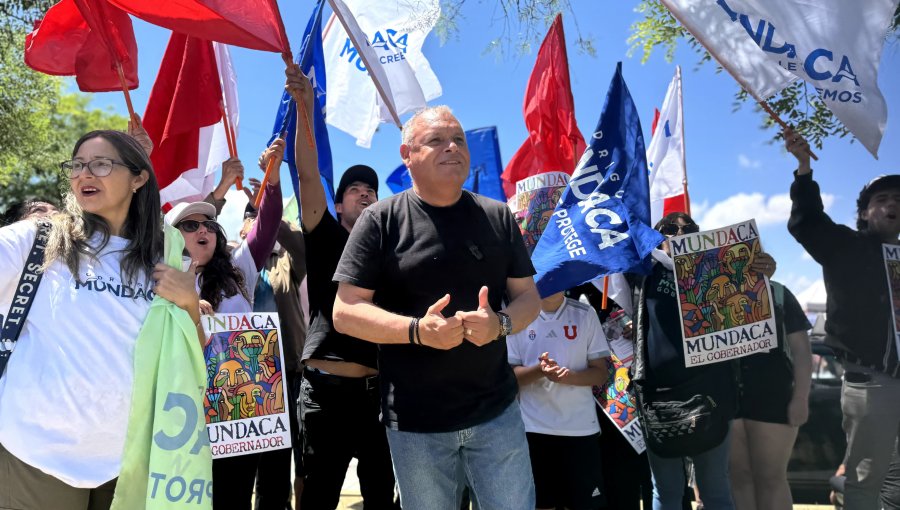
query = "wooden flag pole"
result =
(757, 100, 818, 161)
(284, 52, 316, 150)
(255, 132, 286, 209)
(601, 276, 609, 310)
(115, 62, 136, 120)
(219, 100, 243, 190)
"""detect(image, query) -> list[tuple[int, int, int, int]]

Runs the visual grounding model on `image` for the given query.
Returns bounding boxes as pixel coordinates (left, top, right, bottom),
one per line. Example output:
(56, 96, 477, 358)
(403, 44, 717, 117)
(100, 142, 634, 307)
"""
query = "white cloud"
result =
(695, 192, 834, 230)
(737, 154, 761, 169)
(801, 250, 813, 261)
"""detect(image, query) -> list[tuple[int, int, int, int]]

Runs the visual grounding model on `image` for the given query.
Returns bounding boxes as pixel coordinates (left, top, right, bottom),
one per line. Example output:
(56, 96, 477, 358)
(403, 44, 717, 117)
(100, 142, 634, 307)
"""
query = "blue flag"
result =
(269, 0, 334, 222)
(531, 63, 665, 298)
(386, 127, 507, 202)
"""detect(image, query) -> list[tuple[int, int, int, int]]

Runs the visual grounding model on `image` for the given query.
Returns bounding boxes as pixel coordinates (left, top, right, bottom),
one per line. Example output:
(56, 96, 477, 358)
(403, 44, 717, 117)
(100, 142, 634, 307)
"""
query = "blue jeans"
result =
(646, 424, 735, 510)
(385, 400, 535, 510)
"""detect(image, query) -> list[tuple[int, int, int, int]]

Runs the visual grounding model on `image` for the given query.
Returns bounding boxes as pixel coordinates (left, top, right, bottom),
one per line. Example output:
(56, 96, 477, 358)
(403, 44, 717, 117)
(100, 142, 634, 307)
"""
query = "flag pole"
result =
(601, 277, 609, 310)
(255, 132, 287, 209)
(326, 0, 403, 128)
(658, 0, 817, 162)
(218, 100, 243, 191)
(115, 62, 136, 120)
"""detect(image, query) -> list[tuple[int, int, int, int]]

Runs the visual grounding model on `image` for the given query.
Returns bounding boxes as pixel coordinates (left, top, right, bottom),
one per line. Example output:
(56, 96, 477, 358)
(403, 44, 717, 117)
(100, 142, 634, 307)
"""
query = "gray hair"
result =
(401, 105, 461, 146)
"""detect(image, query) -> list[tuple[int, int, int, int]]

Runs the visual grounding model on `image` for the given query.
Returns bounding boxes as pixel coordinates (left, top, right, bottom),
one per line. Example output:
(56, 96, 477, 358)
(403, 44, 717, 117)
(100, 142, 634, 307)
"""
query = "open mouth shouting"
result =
(80, 185, 101, 197)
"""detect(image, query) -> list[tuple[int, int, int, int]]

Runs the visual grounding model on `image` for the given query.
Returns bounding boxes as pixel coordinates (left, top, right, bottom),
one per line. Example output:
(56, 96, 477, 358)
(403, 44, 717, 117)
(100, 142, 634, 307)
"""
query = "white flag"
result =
(662, 0, 898, 158)
(647, 66, 687, 225)
(323, 0, 442, 148)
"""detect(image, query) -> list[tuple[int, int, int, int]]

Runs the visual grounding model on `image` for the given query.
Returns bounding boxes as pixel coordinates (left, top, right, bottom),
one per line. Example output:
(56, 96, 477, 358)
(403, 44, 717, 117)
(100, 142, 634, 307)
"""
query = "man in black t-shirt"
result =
(285, 64, 396, 509)
(333, 106, 541, 509)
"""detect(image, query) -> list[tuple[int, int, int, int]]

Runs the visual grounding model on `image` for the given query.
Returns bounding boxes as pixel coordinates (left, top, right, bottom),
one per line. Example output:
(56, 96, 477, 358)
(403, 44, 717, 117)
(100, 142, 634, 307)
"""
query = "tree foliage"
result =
(627, 1, 900, 149)
(0, 20, 127, 214)
(437, 0, 595, 57)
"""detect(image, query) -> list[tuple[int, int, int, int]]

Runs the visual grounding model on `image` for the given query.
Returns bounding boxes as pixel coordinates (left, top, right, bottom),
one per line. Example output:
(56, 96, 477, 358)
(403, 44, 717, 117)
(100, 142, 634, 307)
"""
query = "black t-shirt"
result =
(333, 189, 535, 432)
(301, 212, 378, 368)
(644, 262, 733, 387)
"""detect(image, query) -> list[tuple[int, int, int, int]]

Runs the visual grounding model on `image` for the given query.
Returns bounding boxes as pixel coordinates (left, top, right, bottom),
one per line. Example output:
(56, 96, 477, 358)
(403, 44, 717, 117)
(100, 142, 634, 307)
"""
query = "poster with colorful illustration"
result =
(670, 219, 776, 367)
(593, 352, 645, 454)
(593, 311, 645, 454)
(508, 172, 570, 253)
(201, 313, 291, 459)
(882, 244, 900, 357)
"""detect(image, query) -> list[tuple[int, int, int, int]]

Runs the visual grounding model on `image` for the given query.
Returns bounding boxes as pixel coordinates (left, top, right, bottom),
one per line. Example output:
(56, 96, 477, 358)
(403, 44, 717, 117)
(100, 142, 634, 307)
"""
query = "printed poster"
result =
(593, 314, 645, 454)
(201, 313, 292, 459)
(508, 172, 570, 253)
(671, 219, 776, 367)
(883, 244, 900, 356)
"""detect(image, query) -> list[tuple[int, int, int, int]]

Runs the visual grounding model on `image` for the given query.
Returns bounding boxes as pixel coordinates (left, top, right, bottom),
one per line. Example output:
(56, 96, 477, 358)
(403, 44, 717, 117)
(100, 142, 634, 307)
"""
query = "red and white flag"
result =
(647, 66, 689, 225)
(143, 33, 237, 208)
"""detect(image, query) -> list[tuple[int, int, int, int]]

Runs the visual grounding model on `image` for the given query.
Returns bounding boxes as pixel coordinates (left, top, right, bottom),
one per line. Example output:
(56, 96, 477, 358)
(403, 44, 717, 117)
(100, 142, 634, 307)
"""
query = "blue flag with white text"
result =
(386, 127, 507, 202)
(269, 0, 335, 221)
(531, 63, 665, 298)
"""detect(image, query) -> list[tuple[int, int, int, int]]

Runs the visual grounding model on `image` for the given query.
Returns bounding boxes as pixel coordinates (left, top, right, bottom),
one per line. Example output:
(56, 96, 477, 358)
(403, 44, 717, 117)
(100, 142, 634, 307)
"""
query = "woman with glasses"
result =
(164, 141, 284, 510)
(622, 212, 776, 510)
(0, 130, 200, 510)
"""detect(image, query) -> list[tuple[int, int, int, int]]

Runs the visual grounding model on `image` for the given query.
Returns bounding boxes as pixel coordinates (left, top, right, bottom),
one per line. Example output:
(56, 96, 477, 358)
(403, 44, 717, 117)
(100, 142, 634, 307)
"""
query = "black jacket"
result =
(788, 171, 898, 374)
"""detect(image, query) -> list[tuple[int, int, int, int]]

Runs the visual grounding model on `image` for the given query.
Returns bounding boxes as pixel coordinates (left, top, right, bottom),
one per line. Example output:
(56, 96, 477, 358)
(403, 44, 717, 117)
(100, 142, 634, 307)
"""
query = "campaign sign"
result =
(201, 313, 291, 459)
(509, 171, 570, 253)
(883, 244, 900, 356)
(670, 219, 777, 367)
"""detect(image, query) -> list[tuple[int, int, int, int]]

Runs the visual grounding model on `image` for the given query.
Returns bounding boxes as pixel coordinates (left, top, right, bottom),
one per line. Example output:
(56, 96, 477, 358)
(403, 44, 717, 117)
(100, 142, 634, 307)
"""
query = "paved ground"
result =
(331, 459, 834, 509)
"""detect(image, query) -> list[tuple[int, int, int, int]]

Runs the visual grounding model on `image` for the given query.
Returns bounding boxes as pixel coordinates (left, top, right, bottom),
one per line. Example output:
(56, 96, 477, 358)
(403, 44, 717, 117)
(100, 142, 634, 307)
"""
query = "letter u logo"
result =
(563, 325, 578, 340)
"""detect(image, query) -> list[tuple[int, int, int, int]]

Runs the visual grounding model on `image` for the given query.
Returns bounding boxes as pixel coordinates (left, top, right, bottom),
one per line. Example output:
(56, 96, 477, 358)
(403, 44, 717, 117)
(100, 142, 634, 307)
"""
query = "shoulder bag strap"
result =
(1, 220, 52, 348)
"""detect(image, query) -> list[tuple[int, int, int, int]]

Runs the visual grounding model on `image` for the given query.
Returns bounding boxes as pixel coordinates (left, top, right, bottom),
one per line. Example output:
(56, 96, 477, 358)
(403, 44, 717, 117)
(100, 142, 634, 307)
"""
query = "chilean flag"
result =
(143, 33, 237, 208)
(646, 66, 689, 224)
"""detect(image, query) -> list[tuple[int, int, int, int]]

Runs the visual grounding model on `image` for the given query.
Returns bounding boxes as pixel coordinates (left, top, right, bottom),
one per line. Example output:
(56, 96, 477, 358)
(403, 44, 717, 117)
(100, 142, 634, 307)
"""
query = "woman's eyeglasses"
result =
(176, 219, 221, 233)
(660, 223, 700, 236)
(61, 158, 134, 179)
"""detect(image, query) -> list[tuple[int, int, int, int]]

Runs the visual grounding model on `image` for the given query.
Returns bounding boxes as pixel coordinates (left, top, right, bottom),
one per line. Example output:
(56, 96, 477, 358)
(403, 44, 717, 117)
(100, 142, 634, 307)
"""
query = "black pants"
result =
(213, 372, 299, 510)
(299, 368, 397, 509)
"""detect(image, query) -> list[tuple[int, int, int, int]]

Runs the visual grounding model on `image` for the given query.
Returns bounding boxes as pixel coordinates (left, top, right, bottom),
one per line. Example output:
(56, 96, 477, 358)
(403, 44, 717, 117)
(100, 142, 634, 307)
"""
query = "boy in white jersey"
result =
(507, 291, 611, 510)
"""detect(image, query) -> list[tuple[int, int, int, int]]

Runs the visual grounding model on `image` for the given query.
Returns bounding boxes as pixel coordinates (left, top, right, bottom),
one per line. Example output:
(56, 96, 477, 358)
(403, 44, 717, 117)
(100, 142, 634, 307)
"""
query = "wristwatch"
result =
(497, 311, 512, 338)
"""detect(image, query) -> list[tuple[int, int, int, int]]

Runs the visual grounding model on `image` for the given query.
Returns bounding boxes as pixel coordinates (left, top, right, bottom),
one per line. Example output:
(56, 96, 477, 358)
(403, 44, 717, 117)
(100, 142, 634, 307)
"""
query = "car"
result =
(788, 315, 846, 504)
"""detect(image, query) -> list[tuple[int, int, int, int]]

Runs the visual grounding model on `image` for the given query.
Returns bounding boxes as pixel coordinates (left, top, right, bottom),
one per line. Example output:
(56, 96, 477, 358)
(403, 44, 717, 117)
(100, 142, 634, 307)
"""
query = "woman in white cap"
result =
(165, 141, 284, 509)
(0, 130, 200, 510)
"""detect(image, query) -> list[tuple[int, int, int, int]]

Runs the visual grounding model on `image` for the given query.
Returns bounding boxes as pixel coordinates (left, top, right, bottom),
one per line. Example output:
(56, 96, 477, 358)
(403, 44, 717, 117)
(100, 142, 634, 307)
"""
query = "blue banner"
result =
(531, 63, 664, 298)
(269, 0, 334, 222)
(386, 126, 507, 202)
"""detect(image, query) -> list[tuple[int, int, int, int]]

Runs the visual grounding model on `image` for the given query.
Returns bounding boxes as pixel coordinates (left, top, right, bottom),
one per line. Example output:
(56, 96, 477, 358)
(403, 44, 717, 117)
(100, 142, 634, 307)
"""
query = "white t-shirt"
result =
(0, 220, 152, 487)
(507, 298, 610, 436)
(197, 241, 258, 313)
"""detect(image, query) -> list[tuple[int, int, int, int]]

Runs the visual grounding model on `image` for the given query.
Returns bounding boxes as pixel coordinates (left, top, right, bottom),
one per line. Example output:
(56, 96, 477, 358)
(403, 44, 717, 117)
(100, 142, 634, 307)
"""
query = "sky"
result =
(81, 0, 900, 306)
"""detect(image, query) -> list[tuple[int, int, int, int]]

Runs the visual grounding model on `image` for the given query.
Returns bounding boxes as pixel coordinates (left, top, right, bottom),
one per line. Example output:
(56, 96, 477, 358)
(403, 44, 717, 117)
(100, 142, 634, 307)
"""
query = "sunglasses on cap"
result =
(176, 219, 221, 233)
(660, 223, 699, 236)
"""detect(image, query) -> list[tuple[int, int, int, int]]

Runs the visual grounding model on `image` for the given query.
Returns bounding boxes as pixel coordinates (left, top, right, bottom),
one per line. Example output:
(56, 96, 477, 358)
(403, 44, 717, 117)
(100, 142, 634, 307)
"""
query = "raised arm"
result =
(245, 142, 284, 270)
(284, 62, 327, 232)
(784, 127, 851, 263)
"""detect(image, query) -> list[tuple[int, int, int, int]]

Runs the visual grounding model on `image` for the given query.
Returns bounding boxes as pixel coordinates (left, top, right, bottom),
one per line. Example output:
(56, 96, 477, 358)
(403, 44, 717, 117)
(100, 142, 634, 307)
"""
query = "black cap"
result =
(858, 174, 900, 210)
(244, 202, 258, 219)
(335, 165, 379, 203)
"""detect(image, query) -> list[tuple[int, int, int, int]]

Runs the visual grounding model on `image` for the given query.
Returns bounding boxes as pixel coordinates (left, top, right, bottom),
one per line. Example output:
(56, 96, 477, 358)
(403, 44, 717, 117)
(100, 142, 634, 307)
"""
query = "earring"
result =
(132, 188, 137, 194)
